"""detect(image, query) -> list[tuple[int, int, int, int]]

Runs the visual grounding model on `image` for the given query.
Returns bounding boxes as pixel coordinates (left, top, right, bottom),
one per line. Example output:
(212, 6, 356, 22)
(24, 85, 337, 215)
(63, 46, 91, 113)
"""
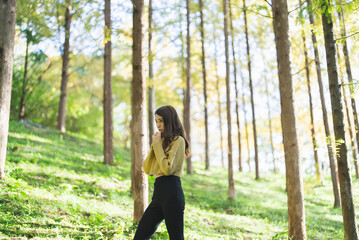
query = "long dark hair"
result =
(155, 105, 190, 157)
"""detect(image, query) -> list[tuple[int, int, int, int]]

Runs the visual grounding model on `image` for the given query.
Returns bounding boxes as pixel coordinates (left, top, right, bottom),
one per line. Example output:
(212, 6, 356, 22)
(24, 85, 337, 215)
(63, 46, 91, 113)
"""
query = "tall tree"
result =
(299, 0, 322, 184)
(57, 0, 72, 133)
(229, 0, 242, 172)
(132, 0, 148, 223)
(272, 0, 306, 238)
(148, 0, 155, 146)
(337, 1, 359, 165)
(212, 30, 225, 168)
(337, 47, 359, 179)
(184, 0, 193, 174)
(243, 0, 259, 179)
(306, 0, 340, 207)
(0, 0, 17, 180)
(321, 2, 358, 238)
(104, 0, 113, 165)
(199, 0, 209, 170)
(223, 0, 235, 200)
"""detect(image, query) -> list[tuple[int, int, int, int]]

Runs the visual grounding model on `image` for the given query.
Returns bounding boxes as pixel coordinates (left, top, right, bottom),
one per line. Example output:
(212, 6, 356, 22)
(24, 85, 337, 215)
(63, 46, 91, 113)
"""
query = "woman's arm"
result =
(152, 137, 185, 175)
(142, 146, 154, 175)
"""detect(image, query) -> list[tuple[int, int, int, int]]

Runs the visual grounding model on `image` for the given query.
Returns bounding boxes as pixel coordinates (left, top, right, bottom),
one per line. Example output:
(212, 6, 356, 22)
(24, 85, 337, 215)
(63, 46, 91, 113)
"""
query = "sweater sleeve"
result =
(152, 137, 184, 176)
(142, 146, 154, 175)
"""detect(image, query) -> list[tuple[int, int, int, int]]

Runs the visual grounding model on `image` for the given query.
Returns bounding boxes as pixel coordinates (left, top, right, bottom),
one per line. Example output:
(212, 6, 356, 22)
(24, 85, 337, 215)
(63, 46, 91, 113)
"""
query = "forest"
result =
(1, 0, 359, 239)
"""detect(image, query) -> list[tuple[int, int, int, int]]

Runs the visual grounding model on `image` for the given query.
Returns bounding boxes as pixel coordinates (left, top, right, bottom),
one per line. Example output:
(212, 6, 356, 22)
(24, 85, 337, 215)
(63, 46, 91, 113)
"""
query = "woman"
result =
(134, 105, 190, 240)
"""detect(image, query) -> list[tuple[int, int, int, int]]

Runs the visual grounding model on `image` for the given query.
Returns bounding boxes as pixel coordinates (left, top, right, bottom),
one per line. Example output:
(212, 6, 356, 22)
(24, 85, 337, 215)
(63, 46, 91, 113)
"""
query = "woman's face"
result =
(155, 114, 164, 132)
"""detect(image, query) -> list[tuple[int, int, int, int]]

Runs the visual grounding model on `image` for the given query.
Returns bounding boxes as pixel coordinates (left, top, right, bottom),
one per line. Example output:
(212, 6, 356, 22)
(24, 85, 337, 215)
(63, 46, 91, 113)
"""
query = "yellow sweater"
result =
(143, 136, 185, 177)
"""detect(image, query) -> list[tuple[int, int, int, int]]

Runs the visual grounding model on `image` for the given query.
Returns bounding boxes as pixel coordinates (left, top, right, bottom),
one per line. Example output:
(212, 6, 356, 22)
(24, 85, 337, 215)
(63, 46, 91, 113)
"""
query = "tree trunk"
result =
(199, 0, 209, 170)
(243, 0, 258, 179)
(148, 0, 155, 146)
(337, 2, 359, 179)
(299, 0, 322, 184)
(19, 37, 30, 120)
(104, 0, 113, 165)
(212, 30, 225, 168)
(337, 48, 359, 179)
(321, 3, 359, 239)
(229, 0, 242, 172)
(0, 0, 17, 180)
(184, 0, 192, 174)
(306, 0, 340, 207)
(223, 0, 235, 200)
(57, 0, 72, 133)
(132, 0, 148, 223)
(272, 0, 306, 238)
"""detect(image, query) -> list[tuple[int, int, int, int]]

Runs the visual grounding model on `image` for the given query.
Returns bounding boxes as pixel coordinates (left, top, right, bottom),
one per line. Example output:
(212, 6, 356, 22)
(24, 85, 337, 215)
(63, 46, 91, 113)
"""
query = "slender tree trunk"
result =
(241, 72, 251, 171)
(223, 0, 235, 200)
(57, 0, 72, 133)
(321, 4, 358, 239)
(132, 0, 148, 223)
(338, 48, 359, 179)
(104, 0, 113, 165)
(213, 31, 225, 168)
(306, 0, 340, 207)
(243, 0, 258, 179)
(272, 0, 306, 238)
(299, 0, 322, 184)
(199, 0, 209, 170)
(19, 37, 30, 120)
(184, 0, 192, 174)
(229, 0, 242, 172)
(0, 0, 17, 180)
(337, 2, 359, 175)
(148, 0, 155, 146)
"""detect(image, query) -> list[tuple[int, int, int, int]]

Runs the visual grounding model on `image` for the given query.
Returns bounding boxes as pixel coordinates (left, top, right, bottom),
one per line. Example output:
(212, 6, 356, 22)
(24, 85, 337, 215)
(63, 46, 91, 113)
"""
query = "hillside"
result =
(1, 120, 358, 239)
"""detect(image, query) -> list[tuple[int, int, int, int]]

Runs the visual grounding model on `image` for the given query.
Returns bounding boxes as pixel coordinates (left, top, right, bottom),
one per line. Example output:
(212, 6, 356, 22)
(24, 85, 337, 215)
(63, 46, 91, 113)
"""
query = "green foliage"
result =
(2, 121, 357, 239)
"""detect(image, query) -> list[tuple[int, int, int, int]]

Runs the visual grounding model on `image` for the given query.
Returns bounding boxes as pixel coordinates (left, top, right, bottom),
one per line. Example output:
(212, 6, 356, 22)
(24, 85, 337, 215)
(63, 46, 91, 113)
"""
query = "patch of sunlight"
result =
(79, 153, 102, 162)
(9, 132, 54, 145)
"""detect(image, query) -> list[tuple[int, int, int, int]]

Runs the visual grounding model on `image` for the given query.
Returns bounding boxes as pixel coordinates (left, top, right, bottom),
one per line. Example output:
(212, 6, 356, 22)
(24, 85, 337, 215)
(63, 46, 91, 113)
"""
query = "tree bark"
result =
(243, 0, 258, 179)
(321, 3, 358, 239)
(104, 0, 113, 165)
(132, 0, 148, 223)
(272, 0, 306, 238)
(57, 0, 72, 133)
(199, 0, 209, 170)
(0, 0, 17, 180)
(223, 0, 235, 200)
(337, 2, 359, 179)
(212, 30, 225, 168)
(306, 0, 340, 207)
(299, 0, 322, 184)
(229, 0, 242, 172)
(148, 0, 155, 146)
(337, 48, 359, 179)
(19, 37, 30, 120)
(184, 0, 192, 174)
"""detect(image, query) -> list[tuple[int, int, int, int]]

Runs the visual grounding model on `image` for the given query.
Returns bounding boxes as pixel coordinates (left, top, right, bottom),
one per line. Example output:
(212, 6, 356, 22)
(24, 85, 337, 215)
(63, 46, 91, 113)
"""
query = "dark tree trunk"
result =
(19, 37, 30, 120)
(104, 0, 113, 165)
(0, 0, 17, 180)
(132, 0, 148, 224)
(306, 0, 340, 207)
(223, 0, 235, 200)
(57, 0, 72, 133)
(229, 0, 242, 172)
(243, 0, 258, 179)
(184, 0, 192, 174)
(148, 0, 155, 146)
(321, 3, 359, 238)
(199, 0, 209, 170)
(272, 0, 306, 238)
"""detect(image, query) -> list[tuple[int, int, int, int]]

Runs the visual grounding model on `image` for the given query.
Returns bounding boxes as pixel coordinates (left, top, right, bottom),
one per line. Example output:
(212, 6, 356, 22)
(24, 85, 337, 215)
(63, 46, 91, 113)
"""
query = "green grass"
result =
(1, 120, 358, 239)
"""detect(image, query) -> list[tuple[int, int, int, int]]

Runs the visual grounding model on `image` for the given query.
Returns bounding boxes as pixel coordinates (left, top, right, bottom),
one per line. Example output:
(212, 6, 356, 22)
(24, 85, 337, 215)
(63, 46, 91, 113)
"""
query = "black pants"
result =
(134, 175, 185, 240)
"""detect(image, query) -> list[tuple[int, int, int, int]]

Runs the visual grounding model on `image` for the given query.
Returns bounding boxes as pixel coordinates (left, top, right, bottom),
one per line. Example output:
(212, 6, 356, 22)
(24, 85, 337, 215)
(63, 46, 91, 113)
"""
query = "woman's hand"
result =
(152, 132, 162, 143)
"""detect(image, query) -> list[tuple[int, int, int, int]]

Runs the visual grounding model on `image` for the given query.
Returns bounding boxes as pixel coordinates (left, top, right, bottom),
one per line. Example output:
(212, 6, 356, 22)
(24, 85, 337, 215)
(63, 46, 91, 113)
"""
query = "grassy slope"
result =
(1, 121, 358, 239)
